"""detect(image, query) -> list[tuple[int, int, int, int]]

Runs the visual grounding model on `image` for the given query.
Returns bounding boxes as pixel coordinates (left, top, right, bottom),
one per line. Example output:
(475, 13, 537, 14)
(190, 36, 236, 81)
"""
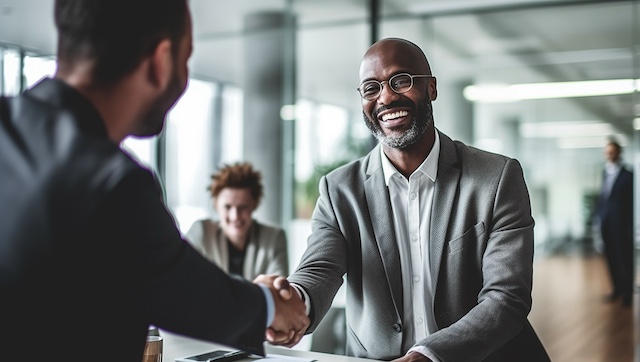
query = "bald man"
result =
(259, 37, 550, 362)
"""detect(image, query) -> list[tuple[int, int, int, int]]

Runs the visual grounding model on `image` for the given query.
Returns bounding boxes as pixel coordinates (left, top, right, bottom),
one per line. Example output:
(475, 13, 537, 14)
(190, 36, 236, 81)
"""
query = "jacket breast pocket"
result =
(448, 222, 485, 254)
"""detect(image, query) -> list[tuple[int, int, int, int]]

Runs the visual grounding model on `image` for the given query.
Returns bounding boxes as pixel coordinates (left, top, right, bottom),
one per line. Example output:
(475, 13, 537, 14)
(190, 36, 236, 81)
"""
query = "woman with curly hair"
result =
(185, 162, 289, 280)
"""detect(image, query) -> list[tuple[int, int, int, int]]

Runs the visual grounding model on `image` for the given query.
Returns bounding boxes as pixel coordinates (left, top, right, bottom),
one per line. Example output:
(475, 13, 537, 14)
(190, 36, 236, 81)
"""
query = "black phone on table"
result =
(174, 349, 251, 362)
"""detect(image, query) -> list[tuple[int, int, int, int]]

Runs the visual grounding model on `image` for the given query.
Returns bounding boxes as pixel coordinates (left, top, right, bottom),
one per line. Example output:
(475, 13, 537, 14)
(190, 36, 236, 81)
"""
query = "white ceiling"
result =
(0, 0, 638, 135)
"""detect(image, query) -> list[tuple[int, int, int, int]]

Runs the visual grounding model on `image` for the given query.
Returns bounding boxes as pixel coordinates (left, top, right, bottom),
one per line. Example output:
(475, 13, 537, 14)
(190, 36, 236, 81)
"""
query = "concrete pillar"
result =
(435, 79, 473, 145)
(243, 11, 295, 226)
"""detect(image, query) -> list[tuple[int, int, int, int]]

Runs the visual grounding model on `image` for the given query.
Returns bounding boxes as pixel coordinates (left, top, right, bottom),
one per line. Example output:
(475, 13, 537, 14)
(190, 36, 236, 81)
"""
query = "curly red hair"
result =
(208, 162, 263, 206)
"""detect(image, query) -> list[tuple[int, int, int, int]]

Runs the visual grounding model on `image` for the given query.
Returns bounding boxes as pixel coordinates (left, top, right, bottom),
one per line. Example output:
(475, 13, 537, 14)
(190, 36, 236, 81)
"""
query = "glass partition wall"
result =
(2, 0, 638, 358)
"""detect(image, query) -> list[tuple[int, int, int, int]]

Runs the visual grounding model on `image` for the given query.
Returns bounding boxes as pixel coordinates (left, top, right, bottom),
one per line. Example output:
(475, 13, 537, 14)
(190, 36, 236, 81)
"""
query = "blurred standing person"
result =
(185, 162, 289, 280)
(596, 138, 634, 306)
(0, 1, 308, 360)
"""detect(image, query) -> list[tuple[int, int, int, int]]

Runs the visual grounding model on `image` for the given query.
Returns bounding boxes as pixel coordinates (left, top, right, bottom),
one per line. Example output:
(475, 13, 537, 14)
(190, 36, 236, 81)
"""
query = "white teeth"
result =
(381, 110, 408, 121)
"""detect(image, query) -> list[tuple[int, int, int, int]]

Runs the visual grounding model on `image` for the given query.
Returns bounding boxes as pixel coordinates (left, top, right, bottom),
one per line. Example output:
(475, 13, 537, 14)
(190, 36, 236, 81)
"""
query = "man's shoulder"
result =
(1, 89, 142, 195)
(449, 137, 513, 170)
(453, 138, 509, 159)
(324, 150, 374, 181)
(619, 165, 633, 183)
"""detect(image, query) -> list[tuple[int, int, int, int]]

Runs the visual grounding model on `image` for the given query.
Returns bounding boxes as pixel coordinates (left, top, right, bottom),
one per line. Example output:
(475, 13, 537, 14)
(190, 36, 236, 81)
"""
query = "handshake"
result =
(254, 274, 310, 347)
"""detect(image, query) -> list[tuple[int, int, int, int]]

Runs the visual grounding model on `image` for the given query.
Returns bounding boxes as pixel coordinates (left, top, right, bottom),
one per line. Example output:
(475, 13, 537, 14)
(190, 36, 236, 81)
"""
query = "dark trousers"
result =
(601, 223, 634, 304)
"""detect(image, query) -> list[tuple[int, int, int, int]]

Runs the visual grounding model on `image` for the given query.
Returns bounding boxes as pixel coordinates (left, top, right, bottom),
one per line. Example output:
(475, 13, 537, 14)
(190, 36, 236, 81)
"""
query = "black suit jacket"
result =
(0, 78, 267, 361)
(597, 166, 634, 244)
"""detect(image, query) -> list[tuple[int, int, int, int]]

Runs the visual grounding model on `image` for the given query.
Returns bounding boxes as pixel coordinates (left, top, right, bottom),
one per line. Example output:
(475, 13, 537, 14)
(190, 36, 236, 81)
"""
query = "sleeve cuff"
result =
(408, 346, 441, 362)
(258, 284, 275, 327)
(289, 282, 311, 316)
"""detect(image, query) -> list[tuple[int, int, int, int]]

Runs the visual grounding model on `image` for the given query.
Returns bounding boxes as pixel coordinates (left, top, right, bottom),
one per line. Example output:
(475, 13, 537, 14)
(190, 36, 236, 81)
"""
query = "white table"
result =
(161, 329, 377, 362)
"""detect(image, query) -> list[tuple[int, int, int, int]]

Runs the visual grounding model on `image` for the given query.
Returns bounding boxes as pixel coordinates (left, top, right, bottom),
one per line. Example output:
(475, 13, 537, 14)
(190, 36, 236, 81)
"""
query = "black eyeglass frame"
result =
(357, 73, 434, 101)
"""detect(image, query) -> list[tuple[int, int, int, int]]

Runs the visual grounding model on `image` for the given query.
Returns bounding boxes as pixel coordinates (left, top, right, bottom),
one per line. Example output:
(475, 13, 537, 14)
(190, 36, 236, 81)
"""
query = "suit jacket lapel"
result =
(430, 132, 461, 294)
(364, 145, 403, 319)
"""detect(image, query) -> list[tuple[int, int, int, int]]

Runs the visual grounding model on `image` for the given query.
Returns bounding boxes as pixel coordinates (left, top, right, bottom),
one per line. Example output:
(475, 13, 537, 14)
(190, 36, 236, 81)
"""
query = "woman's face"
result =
(214, 188, 256, 243)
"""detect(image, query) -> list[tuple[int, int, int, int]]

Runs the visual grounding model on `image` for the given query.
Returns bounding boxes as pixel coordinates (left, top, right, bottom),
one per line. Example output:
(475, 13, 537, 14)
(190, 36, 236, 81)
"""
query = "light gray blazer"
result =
(185, 219, 289, 281)
(288, 131, 549, 362)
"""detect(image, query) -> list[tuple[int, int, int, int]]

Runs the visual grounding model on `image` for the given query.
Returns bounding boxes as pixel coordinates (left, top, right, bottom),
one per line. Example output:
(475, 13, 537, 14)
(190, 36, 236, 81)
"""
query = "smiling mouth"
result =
(381, 110, 408, 122)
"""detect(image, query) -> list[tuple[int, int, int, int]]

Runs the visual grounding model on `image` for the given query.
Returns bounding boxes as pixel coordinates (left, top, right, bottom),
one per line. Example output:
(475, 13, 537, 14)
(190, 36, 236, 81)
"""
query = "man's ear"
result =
(429, 76, 438, 101)
(148, 39, 173, 90)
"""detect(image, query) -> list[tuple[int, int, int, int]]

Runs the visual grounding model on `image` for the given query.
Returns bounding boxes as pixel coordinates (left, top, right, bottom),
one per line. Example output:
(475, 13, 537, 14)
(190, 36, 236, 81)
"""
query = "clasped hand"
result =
(254, 274, 310, 347)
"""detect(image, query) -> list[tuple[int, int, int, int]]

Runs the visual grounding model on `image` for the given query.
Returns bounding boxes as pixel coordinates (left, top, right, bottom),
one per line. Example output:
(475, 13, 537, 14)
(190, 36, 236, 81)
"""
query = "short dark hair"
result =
(54, 0, 188, 86)
(209, 162, 264, 207)
(607, 137, 622, 153)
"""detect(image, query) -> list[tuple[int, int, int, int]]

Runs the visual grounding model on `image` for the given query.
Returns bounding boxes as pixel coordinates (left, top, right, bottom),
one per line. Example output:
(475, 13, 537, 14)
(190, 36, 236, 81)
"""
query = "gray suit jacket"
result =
(185, 219, 289, 280)
(288, 131, 549, 362)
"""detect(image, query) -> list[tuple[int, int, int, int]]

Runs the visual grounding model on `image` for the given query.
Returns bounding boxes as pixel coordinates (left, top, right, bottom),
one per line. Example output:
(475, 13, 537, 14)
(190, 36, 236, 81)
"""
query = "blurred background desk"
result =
(161, 329, 376, 362)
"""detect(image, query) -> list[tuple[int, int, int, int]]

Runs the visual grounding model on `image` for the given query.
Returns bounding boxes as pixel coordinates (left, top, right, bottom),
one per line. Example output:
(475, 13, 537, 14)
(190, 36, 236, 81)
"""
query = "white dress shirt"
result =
(380, 132, 440, 361)
(602, 161, 621, 199)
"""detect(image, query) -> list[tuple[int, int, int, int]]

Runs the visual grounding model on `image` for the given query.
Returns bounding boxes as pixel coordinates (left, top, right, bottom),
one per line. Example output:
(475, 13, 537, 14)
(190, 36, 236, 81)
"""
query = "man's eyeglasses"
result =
(357, 73, 433, 101)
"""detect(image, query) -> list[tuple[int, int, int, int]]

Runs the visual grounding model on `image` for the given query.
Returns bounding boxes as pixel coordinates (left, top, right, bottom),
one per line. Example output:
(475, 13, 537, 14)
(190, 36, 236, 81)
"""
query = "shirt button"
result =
(417, 318, 424, 325)
(413, 275, 420, 282)
(392, 323, 402, 332)
(410, 193, 416, 200)
(411, 234, 418, 242)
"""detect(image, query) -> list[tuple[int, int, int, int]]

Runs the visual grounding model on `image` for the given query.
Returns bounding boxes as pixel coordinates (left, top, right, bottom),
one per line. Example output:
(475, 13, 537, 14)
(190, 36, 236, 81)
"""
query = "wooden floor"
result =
(529, 252, 637, 362)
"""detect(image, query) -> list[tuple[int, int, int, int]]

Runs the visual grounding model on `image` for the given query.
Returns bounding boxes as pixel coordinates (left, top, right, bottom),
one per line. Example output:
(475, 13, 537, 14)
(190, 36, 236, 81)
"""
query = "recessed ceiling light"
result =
(463, 79, 640, 103)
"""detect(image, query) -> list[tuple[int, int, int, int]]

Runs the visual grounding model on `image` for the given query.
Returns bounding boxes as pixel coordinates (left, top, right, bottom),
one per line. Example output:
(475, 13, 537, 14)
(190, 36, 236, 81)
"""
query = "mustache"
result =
(373, 100, 415, 119)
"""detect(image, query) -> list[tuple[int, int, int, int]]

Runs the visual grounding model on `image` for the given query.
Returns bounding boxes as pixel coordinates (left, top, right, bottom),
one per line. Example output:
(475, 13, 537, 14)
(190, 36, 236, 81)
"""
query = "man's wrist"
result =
(408, 347, 439, 362)
(289, 282, 311, 316)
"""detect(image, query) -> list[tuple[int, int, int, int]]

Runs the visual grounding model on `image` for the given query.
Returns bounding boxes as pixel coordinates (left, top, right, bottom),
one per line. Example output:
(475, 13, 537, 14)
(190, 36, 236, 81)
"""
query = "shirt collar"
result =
(26, 77, 108, 138)
(605, 161, 622, 174)
(381, 131, 440, 186)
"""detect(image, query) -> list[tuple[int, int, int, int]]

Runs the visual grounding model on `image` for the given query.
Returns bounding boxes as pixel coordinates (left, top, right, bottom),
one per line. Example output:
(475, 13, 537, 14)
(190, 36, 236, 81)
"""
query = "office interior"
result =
(1, 0, 639, 360)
